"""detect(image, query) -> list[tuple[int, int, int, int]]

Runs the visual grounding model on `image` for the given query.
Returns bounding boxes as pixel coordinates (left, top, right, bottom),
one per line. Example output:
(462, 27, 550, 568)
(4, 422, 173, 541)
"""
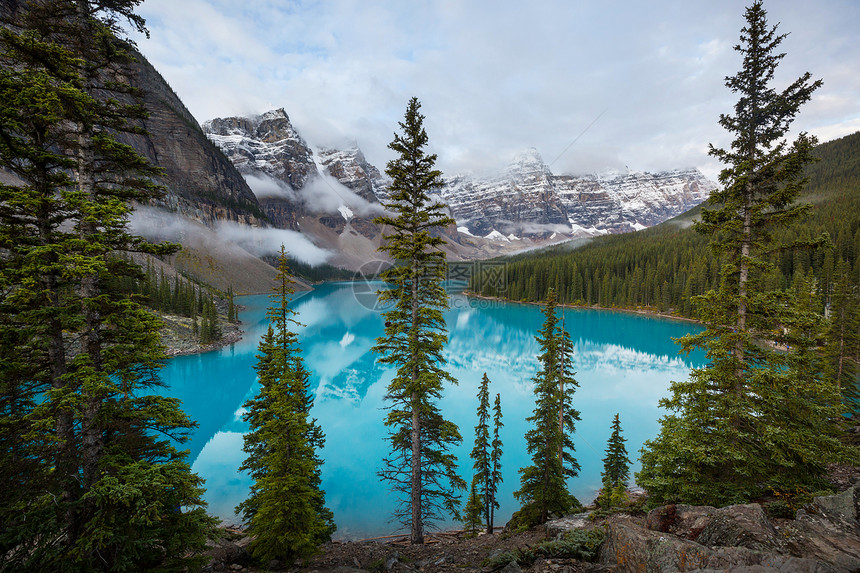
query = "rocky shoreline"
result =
(200, 466, 860, 573)
(157, 309, 245, 357)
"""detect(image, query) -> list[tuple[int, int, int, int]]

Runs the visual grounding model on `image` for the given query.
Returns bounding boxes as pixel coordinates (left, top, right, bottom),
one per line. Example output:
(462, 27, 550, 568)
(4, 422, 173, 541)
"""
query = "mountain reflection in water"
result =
(158, 282, 705, 539)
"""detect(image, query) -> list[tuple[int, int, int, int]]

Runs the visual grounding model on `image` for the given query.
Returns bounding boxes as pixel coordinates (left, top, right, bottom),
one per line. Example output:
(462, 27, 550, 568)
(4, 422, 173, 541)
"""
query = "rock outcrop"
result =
(599, 486, 860, 572)
(317, 145, 387, 203)
(204, 109, 318, 192)
(126, 52, 264, 227)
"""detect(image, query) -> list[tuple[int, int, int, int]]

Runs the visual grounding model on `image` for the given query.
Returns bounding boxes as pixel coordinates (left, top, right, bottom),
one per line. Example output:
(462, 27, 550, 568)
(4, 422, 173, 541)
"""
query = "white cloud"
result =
(128, 205, 333, 265)
(214, 220, 332, 265)
(131, 0, 860, 178)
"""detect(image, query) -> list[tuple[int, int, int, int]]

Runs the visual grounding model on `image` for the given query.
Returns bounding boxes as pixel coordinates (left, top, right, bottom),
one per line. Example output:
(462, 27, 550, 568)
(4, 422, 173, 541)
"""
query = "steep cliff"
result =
(126, 54, 265, 226)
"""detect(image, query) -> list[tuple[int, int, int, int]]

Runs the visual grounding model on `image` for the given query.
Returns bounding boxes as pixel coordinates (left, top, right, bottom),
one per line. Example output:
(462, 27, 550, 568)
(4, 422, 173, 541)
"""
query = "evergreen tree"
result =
(515, 289, 581, 525)
(372, 97, 464, 544)
(228, 285, 237, 323)
(489, 393, 504, 534)
(0, 1, 215, 569)
(597, 414, 630, 510)
(638, 1, 855, 506)
(470, 373, 503, 534)
(237, 247, 335, 564)
(462, 476, 484, 538)
(824, 258, 860, 405)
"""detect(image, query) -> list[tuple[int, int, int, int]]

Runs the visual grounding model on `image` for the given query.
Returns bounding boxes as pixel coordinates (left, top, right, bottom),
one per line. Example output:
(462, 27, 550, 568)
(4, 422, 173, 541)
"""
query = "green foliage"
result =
(515, 289, 581, 524)
(463, 476, 484, 538)
(372, 98, 464, 543)
(824, 258, 860, 405)
(470, 373, 504, 534)
(470, 130, 860, 334)
(280, 255, 355, 283)
(596, 414, 631, 510)
(482, 528, 606, 568)
(237, 247, 335, 564)
(637, 1, 856, 507)
(0, 2, 215, 570)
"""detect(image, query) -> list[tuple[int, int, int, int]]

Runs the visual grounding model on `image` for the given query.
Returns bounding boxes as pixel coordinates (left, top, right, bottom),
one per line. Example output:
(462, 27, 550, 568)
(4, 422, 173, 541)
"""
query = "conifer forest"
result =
(0, 0, 859, 570)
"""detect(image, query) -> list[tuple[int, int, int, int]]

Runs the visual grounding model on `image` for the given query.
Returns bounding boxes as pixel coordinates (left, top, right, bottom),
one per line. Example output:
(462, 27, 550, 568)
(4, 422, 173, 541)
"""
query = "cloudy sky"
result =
(131, 0, 860, 181)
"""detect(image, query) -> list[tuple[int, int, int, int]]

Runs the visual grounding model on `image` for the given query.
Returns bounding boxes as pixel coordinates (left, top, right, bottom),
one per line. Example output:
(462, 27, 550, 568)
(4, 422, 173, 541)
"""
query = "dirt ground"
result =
(206, 526, 606, 573)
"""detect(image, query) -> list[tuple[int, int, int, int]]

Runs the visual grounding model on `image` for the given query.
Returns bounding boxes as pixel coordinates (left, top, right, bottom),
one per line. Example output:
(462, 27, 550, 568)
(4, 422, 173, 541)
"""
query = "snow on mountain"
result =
(316, 145, 388, 204)
(203, 108, 318, 191)
(202, 108, 717, 264)
(442, 149, 716, 238)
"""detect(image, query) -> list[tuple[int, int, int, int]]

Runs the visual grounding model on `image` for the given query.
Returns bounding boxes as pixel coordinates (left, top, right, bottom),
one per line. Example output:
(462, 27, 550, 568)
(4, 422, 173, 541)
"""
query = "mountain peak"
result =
(259, 108, 289, 122)
(506, 147, 550, 176)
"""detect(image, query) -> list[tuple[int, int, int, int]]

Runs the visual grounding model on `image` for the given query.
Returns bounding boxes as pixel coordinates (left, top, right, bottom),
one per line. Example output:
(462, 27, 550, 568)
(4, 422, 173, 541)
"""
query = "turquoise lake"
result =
(159, 282, 705, 539)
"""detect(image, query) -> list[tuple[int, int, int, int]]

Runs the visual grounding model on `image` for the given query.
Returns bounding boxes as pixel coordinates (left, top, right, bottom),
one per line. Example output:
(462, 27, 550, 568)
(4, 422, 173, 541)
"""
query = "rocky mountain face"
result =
(317, 145, 387, 203)
(441, 148, 717, 238)
(125, 54, 264, 227)
(200, 111, 717, 262)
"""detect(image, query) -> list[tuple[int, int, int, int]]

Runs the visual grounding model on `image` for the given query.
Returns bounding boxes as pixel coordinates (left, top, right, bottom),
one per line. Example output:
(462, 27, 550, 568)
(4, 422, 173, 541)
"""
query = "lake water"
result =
(159, 281, 705, 539)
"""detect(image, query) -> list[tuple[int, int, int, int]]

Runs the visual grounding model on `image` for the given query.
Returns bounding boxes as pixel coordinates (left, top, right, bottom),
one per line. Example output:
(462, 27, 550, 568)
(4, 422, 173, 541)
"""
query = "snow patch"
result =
(457, 226, 475, 237)
(483, 230, 510, 242)
(338, 205, 354, 221)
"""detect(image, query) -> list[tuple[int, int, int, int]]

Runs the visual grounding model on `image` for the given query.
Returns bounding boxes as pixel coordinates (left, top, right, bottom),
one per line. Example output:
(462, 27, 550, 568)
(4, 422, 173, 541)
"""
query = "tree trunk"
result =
(36, 185, 80, 539)
(410, 260, 423, 545)
(77, 126, 104, 490)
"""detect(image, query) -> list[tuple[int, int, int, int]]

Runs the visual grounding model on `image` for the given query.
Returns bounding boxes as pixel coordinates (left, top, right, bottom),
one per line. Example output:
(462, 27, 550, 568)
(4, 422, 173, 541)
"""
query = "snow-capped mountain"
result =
(200, 109, 717, 267)
(203, 109, 317, 191)
(441, 148, 717, 238)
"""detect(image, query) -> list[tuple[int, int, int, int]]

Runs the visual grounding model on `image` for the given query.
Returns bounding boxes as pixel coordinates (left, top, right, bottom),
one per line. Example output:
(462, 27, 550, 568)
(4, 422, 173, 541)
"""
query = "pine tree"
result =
(597, 414, 630, 510)
(470, 373, 503, 535)
(515, 289, 581, 525)
(237, 246, 335, 564)
(0, 1, 215, 569)
(372, 97, 464, 544)
(462, 476, 484, 538)
(228, 285, 237, 323)
(824, 258, 860, 405)
(489, 393, 504, 534)
(638, 1, 855, 506)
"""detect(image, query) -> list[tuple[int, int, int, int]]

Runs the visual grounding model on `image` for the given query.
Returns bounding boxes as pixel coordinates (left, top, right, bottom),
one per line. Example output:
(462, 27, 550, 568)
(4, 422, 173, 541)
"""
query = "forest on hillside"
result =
(471, 131, 860, 318)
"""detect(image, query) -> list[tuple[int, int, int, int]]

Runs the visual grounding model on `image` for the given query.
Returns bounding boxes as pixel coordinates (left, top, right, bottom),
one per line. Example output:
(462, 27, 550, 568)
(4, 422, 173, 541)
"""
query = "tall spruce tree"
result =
(470, 373, 503, 534)
(824, 258, 860, 405)
(237, 246, 335, 563)
(515, 289, 581, 525)
(638, 0, 855, 506)
(0, 1, 215, 569)
(489, 393, 504, 533)
(597, 414, 630, 510)
(372, 97, 464, 544)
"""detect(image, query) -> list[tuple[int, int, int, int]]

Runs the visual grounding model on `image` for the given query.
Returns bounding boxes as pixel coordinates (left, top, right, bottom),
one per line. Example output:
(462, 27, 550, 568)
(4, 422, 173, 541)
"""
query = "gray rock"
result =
(646, 503, 716, 540)
(599, 515, 713, 572)
(783, 486, 860, 572)
(696, 504, 781, 551)
(384, 552, 400, 572)
(497, 560, 523, 573)
(545, 512, 591, 538)
(598, 515, 840, 572)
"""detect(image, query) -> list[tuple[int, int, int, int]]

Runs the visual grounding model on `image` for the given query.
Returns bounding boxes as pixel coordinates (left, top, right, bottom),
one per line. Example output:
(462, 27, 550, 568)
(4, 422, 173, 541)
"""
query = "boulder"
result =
(599, 515, 712, 572)
(782, 486, 860, 571)
(599, 514, 840, 572)
(646, 504, 715, 540)
(696, 504, 781, 551)
(545, 512, 591, 538)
